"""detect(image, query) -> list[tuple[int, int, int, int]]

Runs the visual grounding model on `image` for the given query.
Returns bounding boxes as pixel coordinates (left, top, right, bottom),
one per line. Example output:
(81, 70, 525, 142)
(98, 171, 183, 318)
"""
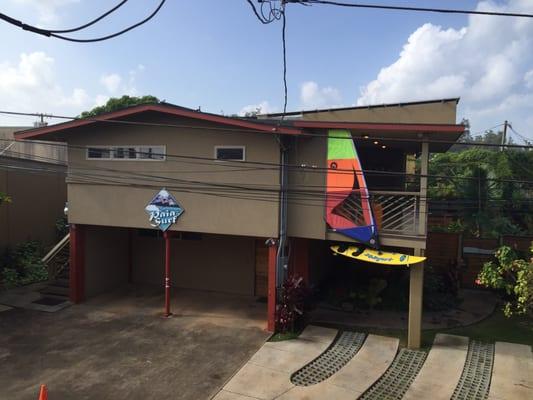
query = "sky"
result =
(0, 0, 532, 143)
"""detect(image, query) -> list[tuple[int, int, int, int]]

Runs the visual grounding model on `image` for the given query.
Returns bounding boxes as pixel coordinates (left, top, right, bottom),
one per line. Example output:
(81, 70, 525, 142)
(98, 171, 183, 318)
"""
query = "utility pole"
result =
(500, 120, 508, 152)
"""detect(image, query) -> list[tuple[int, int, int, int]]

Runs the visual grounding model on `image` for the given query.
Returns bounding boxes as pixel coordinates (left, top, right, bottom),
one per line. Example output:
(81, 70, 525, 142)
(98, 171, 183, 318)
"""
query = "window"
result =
(87, 145, 166, 161)
(215, 146, 245, 161)
(87, 147, 111, 159)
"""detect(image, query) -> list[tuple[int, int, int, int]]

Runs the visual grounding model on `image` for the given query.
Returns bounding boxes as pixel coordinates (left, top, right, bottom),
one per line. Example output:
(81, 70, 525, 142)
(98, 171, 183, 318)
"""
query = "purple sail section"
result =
(338, 225, 379, 248)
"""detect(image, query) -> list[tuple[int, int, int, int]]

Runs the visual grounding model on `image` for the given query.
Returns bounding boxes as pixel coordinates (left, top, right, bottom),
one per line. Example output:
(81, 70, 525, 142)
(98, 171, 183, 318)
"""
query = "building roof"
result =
(259, 97, 461, 118)
(14, 102, 303, 140)
(13, 100, 464, 152)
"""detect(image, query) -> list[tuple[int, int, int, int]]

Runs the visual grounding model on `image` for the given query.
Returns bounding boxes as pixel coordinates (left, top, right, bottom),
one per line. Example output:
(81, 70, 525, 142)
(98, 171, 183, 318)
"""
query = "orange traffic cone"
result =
(38, 384, 48, 400)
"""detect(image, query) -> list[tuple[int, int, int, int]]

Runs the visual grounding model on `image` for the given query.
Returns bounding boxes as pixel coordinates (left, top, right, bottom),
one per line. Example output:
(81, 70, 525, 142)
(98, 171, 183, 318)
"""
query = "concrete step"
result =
(403, 334, 469, 400)
(52, 278, 69, 288)
(488, 342, 533, 400)
(40, 285, 69, 297)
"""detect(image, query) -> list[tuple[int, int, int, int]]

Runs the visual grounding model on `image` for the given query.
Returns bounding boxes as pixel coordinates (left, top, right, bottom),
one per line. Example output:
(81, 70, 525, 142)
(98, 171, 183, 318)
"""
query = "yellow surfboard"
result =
(331, 245, 426, 266)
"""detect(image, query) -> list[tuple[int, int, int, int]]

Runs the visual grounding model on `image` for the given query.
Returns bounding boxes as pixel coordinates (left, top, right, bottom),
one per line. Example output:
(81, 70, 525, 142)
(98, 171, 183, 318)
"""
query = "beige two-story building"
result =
(15, 99, 464, 348)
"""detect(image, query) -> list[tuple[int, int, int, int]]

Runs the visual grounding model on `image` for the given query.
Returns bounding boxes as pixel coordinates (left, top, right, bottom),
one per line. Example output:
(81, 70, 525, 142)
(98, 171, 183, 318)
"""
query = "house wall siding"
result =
(65, 118, 280, 238)
(287, 135, 328, 240)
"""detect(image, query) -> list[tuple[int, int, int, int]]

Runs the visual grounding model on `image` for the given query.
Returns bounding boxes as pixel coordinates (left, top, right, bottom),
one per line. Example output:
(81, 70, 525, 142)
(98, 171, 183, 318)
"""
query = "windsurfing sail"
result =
(326, 129, 379, 248)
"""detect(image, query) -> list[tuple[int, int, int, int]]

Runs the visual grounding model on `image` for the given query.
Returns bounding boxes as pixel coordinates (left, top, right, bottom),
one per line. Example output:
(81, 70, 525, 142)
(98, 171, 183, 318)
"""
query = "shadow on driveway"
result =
(0, 285, 269, 400)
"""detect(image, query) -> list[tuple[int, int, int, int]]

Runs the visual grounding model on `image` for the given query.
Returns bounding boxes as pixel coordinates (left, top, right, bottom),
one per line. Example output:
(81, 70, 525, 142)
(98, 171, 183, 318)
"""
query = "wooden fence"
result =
(426, 233, 532, 288)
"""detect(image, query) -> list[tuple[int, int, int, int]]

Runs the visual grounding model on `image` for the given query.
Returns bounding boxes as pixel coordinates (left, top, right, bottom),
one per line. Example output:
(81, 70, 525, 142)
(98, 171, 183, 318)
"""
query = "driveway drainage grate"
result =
(290, 331, 366, 386)
(359, 348, 427, 400)
(451, 340, 494, 400)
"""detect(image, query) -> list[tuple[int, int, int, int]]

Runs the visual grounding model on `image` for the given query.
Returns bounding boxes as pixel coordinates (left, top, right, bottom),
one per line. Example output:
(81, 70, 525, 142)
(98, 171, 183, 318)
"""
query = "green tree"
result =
(80, 95, 159, 118)
(478, 245, 533, 317)
(429, 142, 533, 237)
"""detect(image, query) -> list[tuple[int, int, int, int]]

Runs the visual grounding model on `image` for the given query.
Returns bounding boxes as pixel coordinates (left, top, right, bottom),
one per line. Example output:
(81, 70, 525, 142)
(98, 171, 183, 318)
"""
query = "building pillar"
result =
(69, 224, 85, 303)
(267, 242, 277, 332)
(291, 238, 309, 284)
(408, 248, 424, 349)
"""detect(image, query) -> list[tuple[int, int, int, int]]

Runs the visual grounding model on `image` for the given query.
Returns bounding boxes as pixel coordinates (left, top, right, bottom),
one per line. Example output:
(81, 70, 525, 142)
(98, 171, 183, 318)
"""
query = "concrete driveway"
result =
(0, 285, 269, 400)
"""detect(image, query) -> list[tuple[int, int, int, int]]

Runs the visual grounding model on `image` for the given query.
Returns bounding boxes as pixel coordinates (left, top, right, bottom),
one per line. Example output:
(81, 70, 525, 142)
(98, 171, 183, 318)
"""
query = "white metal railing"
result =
(42, 233, 70, 281)
(332, 190, 423, 236)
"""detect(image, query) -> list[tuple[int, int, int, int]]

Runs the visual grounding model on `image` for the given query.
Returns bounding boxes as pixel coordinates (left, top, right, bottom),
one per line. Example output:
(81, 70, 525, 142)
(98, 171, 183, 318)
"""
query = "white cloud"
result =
(300, 81, 342, 109)
(239, 101, 276, 116)
(525, 69, 533, 89)
(356, 0, 533, 137)
(100, 73, 122, 94)
(0, 51, 92, 125)
(9, 0, 79, 24)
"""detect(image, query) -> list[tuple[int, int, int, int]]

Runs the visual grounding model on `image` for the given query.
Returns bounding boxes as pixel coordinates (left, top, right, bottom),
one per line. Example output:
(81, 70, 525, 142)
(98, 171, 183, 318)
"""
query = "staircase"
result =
(40, 234, 70, 300)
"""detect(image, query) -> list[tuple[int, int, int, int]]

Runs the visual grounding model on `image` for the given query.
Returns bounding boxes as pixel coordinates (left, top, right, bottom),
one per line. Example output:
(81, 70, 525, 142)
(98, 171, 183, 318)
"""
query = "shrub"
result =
(423, 266, 461, 311)
(478, 245, 533, 317)
(0, 240, 48, 289)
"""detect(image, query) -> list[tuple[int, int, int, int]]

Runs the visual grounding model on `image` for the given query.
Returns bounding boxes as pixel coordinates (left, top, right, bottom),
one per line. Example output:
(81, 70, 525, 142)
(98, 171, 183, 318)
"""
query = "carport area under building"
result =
(74, 225, 272, 301)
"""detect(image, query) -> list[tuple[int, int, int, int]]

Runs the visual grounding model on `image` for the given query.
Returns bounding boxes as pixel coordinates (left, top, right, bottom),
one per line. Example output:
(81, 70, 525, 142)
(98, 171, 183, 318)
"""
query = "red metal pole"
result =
(164, 231, 172, 317)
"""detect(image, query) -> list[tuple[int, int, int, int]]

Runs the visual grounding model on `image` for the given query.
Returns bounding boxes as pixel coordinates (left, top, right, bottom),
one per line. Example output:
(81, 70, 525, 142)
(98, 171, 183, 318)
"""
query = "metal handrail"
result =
(42, 233, 70, 264)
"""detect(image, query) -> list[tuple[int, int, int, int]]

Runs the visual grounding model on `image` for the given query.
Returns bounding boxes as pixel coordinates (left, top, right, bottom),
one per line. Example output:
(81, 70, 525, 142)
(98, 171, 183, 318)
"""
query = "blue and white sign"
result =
(145, 189, 184, 232)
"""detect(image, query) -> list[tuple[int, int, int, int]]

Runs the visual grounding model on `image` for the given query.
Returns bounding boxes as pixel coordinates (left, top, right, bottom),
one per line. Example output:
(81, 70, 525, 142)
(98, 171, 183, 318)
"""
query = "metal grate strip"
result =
(451, 340, 494, 400)
(359, 348, 427, 400)
(290, 331, 366, 386)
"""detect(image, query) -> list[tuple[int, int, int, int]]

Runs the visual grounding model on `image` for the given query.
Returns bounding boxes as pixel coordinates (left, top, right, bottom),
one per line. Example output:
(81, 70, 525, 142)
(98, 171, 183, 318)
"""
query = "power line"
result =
(1, 161, 531, 213)
(509, 124, 533, 145)
(1, 137, 533, 185)
(0, 0, 166, 42)
(289, 1, 533, 18)
(3, 144, 533, 189)
(46, 0, 129, 33)
(2, 110, 533, 150)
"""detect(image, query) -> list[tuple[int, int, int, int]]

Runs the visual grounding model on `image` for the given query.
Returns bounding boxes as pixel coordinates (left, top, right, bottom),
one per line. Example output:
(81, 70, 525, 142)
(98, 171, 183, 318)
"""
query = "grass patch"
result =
(315, 309, 533, 349)
(269, 331, 301, 342)
(438, 310, 533, 346)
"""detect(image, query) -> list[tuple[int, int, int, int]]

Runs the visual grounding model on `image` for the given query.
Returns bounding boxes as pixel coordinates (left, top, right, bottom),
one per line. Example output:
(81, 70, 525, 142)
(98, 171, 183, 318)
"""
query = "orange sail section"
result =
(326, 130, 378, 247)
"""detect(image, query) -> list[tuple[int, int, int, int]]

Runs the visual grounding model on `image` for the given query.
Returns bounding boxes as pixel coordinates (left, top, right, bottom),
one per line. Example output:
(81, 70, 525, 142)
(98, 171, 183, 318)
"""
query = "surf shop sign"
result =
(145, 189, 184, 231)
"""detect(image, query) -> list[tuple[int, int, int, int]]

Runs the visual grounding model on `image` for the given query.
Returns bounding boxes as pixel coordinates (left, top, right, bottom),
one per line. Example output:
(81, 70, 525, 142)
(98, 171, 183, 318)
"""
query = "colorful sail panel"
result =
(326, 129, 378, 247)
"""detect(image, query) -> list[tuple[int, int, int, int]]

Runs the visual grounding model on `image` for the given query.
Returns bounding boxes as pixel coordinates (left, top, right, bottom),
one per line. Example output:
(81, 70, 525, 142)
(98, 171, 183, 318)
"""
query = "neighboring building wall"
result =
(84, 225, 129, 297)
(294, 100, 458, 124)
(131, 231, 256, 295)
(65, 117, 280, 238)
(0, 157, 67, 250)
(0, 126, 67, 164)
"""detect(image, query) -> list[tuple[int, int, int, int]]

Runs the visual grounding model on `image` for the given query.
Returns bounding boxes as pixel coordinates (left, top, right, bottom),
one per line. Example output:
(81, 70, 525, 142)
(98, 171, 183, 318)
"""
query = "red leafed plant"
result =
(276, 275, 308, 333)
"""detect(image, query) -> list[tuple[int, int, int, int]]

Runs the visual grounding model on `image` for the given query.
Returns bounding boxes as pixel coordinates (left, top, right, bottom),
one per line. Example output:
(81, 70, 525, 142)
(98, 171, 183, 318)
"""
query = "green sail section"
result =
(327, 129, 355, 160)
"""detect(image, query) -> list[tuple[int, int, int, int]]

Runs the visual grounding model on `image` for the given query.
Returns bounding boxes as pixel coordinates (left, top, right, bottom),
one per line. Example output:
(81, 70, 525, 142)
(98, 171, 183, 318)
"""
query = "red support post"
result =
(267, 243, 277, 332)
(163, 231, 172, 317)
(127, 229, 133, 284)
(69, 224, 85, 303)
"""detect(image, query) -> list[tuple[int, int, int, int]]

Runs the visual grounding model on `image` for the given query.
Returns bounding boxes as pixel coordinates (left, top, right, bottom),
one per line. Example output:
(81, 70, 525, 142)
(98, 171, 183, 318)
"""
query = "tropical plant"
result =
(477, 245, 533, 317)
(276, 275, 308, 333)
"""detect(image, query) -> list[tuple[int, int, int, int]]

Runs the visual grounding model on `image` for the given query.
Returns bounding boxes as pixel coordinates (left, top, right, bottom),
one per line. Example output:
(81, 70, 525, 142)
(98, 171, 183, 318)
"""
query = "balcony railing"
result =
(332, 190, 423, 237)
